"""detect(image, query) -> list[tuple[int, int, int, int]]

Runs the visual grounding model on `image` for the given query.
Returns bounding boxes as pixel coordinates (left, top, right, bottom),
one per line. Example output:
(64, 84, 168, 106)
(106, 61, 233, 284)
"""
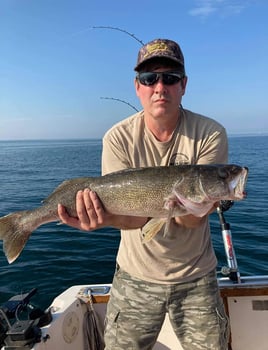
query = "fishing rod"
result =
(91, 26, 144, 45)
(217, 200, 241, 283)
(100, 97, 139, 112)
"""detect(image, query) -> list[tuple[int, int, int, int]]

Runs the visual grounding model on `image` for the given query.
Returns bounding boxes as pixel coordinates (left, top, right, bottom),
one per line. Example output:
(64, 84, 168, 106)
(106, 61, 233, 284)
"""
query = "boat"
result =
(1, 204, 268, 350)
(1, 275, 268, 350)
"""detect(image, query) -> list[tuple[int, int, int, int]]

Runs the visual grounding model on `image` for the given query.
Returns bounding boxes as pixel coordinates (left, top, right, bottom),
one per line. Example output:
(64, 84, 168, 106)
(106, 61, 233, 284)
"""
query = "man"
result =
(58, 38, 230, 349)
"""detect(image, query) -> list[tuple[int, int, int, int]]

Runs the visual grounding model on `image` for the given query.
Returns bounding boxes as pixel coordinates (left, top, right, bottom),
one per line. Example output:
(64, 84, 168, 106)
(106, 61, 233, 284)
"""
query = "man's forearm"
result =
(109, 215, 148, 230)
(174, 215, 206, 228)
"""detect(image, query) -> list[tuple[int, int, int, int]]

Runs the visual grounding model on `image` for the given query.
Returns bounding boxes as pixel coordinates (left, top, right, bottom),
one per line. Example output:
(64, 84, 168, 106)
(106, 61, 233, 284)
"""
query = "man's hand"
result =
(174, 202, 219, 228)
(58, 189, 109, 231)
(58, 189, 148, 231)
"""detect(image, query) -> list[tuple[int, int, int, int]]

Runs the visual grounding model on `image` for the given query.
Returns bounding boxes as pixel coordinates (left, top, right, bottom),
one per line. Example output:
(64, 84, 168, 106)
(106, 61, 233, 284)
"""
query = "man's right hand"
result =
(58, 189, 108, 231)
(58, 189, 148, 232)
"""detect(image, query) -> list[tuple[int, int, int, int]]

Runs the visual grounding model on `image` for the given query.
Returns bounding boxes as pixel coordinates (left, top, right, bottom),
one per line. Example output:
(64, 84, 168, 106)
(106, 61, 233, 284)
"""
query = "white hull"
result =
(3, 275, 266, 350)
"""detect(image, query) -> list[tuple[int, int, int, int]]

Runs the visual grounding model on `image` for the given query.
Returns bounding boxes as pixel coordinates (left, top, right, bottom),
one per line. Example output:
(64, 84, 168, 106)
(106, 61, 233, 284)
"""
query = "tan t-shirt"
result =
(102, 108, 228, 284)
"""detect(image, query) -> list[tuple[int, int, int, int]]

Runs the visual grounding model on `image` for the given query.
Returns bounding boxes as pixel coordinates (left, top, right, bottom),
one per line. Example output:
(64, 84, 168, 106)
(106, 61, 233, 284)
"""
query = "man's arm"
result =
(174, 202, 219, 228)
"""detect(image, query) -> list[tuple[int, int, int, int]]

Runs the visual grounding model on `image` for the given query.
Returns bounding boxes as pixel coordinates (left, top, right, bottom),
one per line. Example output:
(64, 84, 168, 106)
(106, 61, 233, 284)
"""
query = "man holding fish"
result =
(58, 39, 231, 349)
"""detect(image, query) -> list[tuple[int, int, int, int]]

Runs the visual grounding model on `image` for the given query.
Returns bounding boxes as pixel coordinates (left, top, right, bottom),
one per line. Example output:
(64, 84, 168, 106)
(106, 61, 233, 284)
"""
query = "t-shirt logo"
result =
(169, 153, 190, 165)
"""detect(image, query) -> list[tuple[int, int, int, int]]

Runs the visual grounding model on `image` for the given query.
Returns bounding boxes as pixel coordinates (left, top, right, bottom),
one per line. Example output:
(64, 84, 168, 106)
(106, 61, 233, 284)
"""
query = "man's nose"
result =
(154, 79, 167, 92)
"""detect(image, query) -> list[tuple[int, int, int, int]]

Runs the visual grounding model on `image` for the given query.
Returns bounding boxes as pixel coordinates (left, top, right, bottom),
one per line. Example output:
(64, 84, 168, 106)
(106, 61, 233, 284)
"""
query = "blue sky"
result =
(1, 0, 267, 139)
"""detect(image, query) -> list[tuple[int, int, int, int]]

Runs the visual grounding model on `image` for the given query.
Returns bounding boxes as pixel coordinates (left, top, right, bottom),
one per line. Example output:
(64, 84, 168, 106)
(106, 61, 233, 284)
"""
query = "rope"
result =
(77, 288, 105, 350)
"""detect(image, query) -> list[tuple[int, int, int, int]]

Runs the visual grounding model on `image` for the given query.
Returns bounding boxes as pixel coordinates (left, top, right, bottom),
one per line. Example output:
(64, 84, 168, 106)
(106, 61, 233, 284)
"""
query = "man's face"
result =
(135, 63, 187, 120)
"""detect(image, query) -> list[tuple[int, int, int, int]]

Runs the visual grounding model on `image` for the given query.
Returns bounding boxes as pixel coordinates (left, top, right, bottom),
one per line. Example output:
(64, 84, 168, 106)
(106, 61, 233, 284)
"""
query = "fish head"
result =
(200, 164, 248, 201)
(172, 164, 248, 215)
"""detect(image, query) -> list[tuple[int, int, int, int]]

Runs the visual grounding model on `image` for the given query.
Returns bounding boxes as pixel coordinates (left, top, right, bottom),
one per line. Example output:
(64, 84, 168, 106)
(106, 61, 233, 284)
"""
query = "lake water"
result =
(0, 136, 267, 308)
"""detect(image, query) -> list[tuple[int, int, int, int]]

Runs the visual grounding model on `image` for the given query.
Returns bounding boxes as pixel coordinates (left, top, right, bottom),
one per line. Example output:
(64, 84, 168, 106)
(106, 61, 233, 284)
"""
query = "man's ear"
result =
(134, 78, 140, 97)
(181, 76, 188, 94)
(181, 76, 188, 89)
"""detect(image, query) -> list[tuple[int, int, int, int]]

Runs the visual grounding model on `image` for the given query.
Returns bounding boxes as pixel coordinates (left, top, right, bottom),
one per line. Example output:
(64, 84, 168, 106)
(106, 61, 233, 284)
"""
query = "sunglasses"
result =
(136, 71, 184, 86)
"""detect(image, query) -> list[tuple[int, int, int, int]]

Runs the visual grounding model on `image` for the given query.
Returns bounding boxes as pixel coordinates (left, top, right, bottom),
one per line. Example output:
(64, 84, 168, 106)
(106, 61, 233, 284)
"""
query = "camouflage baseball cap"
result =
(134, 38, 185, 71)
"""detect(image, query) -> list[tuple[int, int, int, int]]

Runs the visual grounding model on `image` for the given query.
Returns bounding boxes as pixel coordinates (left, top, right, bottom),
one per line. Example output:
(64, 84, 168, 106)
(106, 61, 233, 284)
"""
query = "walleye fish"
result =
(0, 164, 248, 264)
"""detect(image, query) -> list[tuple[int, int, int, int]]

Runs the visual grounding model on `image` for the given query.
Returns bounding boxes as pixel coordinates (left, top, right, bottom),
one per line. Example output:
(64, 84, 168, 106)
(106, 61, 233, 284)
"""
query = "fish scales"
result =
(46, 167, 182, 217)
(89, 167, 179, 217)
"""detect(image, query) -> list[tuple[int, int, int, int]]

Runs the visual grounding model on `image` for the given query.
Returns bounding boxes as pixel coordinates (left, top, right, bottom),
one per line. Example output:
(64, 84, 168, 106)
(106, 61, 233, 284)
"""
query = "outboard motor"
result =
(0, 289, 52, 349)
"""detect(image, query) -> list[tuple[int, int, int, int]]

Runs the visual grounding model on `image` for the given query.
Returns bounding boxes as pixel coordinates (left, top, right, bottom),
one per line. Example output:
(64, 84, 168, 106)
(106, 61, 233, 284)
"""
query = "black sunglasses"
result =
(136, 71, 184, 86)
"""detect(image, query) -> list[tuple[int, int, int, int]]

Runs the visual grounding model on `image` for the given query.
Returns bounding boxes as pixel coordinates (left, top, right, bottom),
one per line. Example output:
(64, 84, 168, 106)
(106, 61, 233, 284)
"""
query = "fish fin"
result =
(174, 192, 215, 217)
(141, 218, 166, 243)
(0, 212, 32, 264)
(42, 178, 91, 203)
(163, 208, 174, 238)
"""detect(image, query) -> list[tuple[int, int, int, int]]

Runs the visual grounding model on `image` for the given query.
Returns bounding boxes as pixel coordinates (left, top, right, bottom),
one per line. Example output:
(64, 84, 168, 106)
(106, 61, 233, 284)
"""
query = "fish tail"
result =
(0, 211, 32, 264)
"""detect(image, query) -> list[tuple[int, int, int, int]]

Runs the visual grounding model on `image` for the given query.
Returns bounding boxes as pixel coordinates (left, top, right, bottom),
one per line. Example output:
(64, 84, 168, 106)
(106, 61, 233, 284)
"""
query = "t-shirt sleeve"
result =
(101, 131, 130, 175)
(197, 127, 228, 165)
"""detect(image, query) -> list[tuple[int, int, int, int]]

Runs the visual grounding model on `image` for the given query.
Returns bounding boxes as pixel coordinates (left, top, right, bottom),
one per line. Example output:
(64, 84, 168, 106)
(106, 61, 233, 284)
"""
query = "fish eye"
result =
(218, 168, 229, 179)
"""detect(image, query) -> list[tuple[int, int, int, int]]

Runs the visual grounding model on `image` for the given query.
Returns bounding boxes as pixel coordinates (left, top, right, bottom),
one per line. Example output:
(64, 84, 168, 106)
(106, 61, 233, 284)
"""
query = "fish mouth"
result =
(229, 167, 248, 199)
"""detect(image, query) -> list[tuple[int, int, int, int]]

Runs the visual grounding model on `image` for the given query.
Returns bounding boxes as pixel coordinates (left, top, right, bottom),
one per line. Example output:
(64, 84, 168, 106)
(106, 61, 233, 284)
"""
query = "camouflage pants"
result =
(104, 267, 229, 350)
